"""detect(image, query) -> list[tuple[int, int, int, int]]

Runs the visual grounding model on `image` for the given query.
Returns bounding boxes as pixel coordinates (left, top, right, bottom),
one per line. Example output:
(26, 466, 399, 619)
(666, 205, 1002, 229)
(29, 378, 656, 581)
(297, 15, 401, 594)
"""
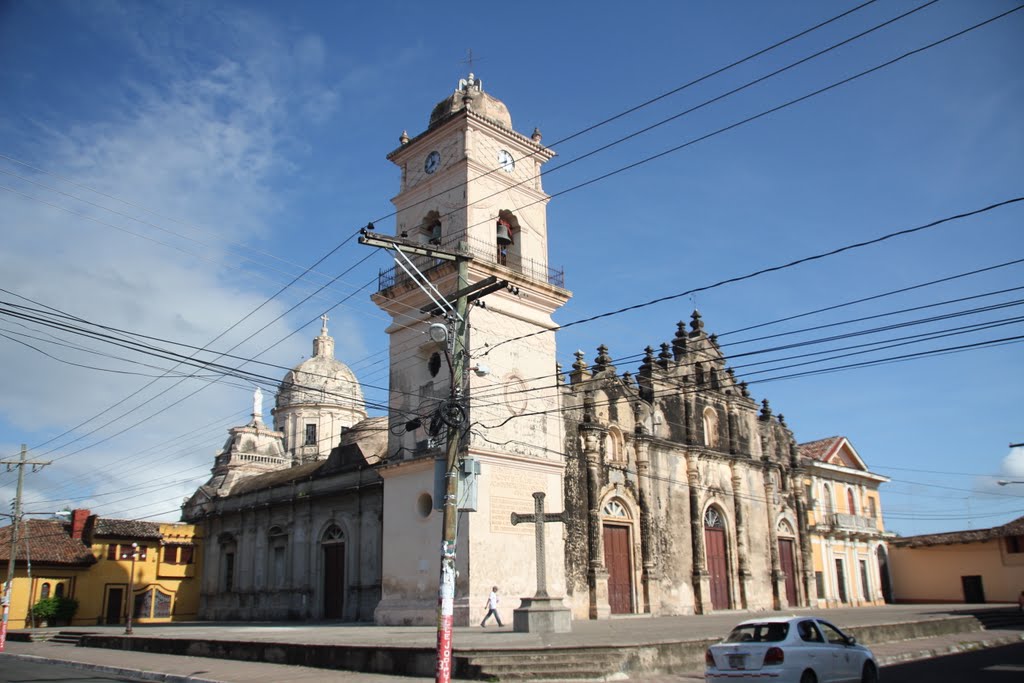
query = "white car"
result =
(705, 615, 879, 683)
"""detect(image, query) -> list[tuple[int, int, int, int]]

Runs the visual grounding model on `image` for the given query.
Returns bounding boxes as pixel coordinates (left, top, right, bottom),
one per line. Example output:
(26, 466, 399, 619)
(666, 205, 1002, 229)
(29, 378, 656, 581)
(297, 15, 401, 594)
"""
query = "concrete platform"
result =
(3, 604, 1022, 681)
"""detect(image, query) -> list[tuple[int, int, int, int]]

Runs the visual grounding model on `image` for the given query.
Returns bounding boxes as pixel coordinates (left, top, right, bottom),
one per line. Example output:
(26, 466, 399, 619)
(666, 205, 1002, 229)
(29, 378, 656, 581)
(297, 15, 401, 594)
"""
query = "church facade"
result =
(184, 74, 891, 625)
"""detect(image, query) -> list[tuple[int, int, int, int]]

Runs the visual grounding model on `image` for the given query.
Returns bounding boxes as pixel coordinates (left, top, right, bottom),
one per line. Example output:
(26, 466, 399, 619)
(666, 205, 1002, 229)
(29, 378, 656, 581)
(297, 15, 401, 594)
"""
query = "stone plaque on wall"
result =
(489, 465, 547, 534)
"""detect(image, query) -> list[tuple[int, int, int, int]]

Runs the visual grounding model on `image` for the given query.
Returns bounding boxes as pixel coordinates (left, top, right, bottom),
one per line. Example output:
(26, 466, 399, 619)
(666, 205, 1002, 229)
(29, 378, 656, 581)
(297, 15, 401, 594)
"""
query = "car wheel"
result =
(800, 671, 817, 683)
(861, 661, 879, 683)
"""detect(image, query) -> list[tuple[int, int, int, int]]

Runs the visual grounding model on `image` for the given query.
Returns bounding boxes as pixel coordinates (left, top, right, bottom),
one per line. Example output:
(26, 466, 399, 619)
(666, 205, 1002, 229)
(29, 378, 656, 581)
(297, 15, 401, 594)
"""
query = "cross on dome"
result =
(320, 313, 329, 335)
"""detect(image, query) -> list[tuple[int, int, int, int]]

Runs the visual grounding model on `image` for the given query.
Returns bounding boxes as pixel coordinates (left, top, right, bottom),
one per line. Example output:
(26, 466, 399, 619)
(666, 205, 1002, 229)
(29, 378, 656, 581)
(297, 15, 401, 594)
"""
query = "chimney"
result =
(70, 509, 91, 540)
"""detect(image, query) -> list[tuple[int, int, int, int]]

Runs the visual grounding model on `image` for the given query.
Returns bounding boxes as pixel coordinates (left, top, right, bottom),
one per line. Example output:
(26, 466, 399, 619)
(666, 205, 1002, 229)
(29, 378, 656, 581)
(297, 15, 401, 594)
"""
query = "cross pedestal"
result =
(509, 491, 572, 633)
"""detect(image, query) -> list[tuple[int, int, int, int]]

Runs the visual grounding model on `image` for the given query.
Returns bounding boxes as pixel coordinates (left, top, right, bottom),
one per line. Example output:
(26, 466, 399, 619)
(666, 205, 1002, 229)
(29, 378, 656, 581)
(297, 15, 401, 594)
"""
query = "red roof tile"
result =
(0, 519, 95, 566)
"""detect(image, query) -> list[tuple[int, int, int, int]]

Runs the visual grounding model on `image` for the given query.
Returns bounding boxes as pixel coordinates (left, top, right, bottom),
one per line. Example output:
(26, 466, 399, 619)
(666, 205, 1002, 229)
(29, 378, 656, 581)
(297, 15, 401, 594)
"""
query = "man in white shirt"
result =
(481, 585, 503, 627)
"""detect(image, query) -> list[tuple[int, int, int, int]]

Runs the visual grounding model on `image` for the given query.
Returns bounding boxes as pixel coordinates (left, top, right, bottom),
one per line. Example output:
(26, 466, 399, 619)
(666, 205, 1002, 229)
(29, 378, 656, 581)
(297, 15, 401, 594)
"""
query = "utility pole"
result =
(360, 226, 506, 683)
(1, 445, 51, 652)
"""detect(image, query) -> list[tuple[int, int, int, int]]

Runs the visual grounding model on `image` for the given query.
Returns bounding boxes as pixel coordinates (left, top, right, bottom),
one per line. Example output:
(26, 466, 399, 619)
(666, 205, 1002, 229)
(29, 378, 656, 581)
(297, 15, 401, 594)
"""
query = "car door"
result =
(818, 620, 859, 682)
(795, 619, 834, 682)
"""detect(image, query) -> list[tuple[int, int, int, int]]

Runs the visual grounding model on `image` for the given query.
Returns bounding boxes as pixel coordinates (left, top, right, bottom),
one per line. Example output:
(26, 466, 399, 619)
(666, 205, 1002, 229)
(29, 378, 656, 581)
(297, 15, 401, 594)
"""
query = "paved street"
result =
(0, 658, 143, 682)
(880, 641, 1024, 683)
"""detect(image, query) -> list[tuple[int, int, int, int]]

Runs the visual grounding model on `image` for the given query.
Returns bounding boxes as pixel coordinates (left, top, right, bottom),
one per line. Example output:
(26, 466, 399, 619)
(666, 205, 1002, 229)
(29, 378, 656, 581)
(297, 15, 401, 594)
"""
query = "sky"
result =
(0, 0, 1021, 537)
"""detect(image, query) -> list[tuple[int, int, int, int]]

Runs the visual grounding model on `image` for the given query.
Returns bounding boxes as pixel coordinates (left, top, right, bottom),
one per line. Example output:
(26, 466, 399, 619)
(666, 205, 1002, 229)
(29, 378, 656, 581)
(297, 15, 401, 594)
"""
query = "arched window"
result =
(846, 488, 857, 515)
(495, 209, 521, 267)
(322, 524, 344, 544)
(606, 426, 625, 462)
(695, 364, 706, 384)
(602, 499, 629, 519)
(778, 519, 795, 537)
(868, 497, 877, 520)
(703, 407, 719, 448)
(418, 210, 442, 245)
(54, 583, 65, 598)
(40, 582, 51, 599)
(268, 525, 289, 589)
(704, 506, 725, 529)
(823, 484, 834, 516)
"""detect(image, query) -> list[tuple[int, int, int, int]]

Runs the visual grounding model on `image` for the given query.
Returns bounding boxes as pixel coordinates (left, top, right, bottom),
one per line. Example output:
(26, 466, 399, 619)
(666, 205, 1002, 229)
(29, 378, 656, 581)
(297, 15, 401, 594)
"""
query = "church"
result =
(183, 74, 891, 624)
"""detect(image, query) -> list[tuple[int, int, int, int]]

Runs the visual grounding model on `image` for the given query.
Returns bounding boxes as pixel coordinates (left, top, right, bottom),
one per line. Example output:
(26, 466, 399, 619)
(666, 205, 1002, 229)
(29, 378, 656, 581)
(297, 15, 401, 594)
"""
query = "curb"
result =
(875, 632, 1024, 666)
(0, 653, 224, 683)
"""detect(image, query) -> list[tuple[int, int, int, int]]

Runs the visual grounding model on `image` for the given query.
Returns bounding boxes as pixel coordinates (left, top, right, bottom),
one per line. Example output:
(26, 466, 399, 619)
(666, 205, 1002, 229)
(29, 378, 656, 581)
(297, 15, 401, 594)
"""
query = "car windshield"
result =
(724, 622, 789, 643)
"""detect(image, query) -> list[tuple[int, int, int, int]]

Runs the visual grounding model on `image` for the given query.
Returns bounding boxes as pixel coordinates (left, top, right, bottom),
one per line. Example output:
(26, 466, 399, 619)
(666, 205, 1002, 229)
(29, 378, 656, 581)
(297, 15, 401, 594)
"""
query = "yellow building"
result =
(0, 509, 200, 629)
(799, 436, 893, 607)
(889, 515, 1024, 603)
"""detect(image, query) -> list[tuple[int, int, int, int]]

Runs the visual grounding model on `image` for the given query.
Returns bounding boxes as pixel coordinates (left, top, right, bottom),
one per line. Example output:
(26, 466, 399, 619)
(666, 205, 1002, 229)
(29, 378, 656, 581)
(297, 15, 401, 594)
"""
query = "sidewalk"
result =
(4, 629, 1023, 682)
(1, 604, 1021, 681)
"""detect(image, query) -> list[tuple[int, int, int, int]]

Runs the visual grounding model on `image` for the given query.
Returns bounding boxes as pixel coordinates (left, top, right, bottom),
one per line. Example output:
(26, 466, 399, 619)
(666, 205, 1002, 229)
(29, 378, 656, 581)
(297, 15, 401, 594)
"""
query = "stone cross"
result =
(320, 313, 329, 334)
(510, 491, 564, 599)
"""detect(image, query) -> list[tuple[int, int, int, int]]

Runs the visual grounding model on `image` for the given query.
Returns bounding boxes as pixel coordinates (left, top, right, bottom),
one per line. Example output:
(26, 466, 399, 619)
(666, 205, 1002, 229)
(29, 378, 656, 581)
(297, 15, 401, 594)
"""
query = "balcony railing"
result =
(376, 231, 565, 293)
(829, 513, 879, 533)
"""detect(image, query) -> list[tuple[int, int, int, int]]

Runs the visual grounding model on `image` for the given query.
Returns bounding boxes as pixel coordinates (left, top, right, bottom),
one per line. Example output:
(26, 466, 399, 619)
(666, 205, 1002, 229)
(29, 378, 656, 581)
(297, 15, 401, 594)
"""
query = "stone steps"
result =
(463, 648, 625, 681)
(50, 630, 96, 645)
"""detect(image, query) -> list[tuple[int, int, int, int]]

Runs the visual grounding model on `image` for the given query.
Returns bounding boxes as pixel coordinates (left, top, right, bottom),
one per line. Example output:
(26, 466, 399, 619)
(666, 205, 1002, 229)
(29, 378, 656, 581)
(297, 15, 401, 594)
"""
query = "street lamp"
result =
(121, 543, 139, 635)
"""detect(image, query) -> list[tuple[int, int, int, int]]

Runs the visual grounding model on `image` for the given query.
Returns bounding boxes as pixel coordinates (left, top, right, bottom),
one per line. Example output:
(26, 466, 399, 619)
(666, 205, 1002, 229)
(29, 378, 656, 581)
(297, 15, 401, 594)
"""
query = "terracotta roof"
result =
(891, 514, 1024, 548)
(91, 518, 162, 539)
(0, 519, 95, 566)
(798, 437, 843, 462)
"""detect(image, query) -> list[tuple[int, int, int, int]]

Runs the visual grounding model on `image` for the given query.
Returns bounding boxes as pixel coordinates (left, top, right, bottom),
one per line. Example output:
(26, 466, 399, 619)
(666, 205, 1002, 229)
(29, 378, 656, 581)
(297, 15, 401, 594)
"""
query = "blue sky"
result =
(0, 0, 1021, 536)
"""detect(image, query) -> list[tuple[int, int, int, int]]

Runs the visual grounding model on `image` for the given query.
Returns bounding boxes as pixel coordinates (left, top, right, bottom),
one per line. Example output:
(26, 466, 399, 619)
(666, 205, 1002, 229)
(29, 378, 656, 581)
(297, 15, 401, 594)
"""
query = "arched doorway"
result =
(322, 524, 345, 619)
(601, 498, 634, 614)
(703, 506, 731, 610)
(777, 519, 798, 607)
(876, 545, 893, 604)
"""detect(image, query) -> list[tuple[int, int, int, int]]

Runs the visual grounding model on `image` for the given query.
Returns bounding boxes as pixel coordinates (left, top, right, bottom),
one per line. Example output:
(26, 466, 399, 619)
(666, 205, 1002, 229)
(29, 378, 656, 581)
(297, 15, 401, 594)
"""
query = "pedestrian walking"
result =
(481, 585, 503, 627)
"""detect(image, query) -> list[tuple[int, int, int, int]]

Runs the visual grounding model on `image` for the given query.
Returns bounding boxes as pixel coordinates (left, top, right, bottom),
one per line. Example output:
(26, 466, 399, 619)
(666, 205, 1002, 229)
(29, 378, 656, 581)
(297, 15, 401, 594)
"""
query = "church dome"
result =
(429, 73, 512, 130)
(275, 318, 366, 415)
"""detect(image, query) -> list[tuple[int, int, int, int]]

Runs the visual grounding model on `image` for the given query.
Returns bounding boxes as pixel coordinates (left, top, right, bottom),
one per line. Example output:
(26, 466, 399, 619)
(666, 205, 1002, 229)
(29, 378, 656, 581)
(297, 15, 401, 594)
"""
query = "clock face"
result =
(498, 149, 515, 173)
(424, 150, 441, 174)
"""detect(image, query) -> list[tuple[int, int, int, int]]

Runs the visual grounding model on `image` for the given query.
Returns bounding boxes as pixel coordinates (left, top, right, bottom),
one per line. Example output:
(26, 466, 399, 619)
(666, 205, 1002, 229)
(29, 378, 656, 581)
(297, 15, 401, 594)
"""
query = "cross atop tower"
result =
(320, 313, 329, 334)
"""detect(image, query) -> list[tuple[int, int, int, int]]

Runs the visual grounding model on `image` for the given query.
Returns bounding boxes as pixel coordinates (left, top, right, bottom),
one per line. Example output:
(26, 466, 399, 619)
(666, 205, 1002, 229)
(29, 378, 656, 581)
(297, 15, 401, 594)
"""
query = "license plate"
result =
(728, 654, 746, 669)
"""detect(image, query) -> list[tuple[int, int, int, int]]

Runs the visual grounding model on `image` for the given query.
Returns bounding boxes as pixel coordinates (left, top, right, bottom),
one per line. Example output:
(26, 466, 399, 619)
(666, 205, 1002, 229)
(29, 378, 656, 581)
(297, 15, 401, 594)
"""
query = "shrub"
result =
(30, 596, 79, 623)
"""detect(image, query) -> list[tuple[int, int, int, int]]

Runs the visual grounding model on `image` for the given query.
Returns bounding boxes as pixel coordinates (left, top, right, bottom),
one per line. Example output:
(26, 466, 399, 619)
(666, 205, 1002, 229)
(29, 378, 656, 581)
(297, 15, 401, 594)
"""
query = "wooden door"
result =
(323, 543, 345, 619)
(105, 587, 124, 624)
(602, 525, 633, 614)
(961, 575, 985, 603)
(778, 538, 798, 606)
(835, 558, 848, 603)
(704, 527, 731, 610)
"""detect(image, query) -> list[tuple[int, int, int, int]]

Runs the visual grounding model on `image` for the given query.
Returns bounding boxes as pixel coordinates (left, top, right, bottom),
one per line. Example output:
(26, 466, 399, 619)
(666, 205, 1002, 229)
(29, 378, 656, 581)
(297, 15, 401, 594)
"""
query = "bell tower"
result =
(371, 75, 572, 626)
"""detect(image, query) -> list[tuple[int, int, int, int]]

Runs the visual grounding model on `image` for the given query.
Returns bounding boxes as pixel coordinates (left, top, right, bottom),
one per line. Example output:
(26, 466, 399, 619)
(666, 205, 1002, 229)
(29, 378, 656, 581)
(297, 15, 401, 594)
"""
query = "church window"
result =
(606, 427, 625, 463)
(40, 583, 50, 599)
(704, 507, 725, 529)
(305, 423, 317, 446)
(54, 583, 64, 597)
(322, 524, 344, 543)
(695, 364, 705, 384)
(417, 493, 433, 518)
(223, 552, 235, 592)
(268, 526, 288, 588)
(777, 519, 795, 536)
(702, 407, 720, 448)
(602, 500, 629, 518)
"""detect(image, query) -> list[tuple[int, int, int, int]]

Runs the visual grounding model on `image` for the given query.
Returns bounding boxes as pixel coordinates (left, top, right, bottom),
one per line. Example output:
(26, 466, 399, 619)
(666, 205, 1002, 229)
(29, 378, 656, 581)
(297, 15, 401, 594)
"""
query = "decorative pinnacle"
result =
(532, 127, 543, 143)
(760, 399, 772, 421)
(658, 342, 672, 368)
(399, 130, 410, 145)
(572, 350, 588, 372)
(594, 344, 612, 371)
(690, 309, 704, 333)
(739, 381, 750, 397)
